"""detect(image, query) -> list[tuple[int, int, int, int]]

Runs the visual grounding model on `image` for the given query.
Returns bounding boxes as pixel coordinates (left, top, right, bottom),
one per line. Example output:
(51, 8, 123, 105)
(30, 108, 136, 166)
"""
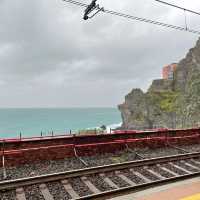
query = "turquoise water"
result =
(0, 108, 121, 139)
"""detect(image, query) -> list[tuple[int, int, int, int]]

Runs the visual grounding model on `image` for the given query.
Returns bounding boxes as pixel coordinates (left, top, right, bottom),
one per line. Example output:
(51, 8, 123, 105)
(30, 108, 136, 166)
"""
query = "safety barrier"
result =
(1, 128, 200, 151)
(0, 134, 199, 167)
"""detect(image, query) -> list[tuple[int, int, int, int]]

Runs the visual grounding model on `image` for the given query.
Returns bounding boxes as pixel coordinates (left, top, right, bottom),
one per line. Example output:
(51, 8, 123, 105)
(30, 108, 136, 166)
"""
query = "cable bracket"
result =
(83, 0, 104, 20)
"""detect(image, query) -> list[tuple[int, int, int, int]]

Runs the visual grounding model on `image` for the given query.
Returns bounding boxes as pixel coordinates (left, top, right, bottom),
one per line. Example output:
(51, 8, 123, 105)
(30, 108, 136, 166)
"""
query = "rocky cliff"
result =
(119, 38, 200, 129)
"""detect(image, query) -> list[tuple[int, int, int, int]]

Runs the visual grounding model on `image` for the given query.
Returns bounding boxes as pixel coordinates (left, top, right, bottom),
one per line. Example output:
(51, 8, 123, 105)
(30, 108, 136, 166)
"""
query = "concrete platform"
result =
(110, 177, 200, 200)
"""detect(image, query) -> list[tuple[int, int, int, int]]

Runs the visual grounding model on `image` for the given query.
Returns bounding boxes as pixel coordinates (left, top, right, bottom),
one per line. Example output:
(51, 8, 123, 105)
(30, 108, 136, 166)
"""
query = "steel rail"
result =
(0, 152, 200, 191)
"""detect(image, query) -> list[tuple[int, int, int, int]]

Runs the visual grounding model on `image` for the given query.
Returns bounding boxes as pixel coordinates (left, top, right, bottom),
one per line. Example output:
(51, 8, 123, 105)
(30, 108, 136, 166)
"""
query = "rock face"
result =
(119, 38, 200, 129)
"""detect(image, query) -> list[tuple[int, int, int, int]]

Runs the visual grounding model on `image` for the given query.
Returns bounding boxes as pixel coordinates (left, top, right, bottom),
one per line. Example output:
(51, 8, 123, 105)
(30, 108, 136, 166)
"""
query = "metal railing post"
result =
(2, 140, 7, 179)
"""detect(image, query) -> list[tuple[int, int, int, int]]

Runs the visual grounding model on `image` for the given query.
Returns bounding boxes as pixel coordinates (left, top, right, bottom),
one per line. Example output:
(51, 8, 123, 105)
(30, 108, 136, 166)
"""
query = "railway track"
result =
(1, 152, 200, 200)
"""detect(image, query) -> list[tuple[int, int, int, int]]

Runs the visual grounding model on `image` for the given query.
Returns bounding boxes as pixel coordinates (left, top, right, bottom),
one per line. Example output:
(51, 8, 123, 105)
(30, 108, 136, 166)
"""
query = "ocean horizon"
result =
(0, 107, 121, 139)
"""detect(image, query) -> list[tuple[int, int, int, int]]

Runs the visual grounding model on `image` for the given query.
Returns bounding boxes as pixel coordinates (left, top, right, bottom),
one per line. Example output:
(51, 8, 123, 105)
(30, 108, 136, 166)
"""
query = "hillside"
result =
(119, 38, 200, 129)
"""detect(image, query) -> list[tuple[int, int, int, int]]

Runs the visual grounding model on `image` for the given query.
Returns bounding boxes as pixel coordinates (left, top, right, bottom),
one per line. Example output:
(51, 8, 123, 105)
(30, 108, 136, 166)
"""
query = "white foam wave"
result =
(85, 122, 122, 133)
(106, 122, 122, 133)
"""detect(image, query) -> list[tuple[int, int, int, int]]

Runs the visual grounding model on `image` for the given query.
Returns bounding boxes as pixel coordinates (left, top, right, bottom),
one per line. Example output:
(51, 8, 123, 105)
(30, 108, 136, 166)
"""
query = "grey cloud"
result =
(0, 0, 199, 107)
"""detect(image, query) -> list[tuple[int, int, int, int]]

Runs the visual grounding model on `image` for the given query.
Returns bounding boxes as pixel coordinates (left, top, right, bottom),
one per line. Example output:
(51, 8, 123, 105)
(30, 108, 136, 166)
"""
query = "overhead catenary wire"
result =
(155, 0, 200, 16)
(63, 0, 87, 8)
(62, 0, 200, 35)
(155, 0, 200, 31)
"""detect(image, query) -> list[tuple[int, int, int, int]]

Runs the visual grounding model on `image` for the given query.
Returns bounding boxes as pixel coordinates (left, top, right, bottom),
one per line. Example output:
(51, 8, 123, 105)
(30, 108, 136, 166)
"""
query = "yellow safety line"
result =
(180, 193, 200, 200)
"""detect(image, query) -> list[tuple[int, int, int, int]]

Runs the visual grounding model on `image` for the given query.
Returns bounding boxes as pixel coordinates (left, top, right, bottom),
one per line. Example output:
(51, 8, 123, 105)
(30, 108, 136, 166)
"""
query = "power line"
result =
(62, 0, 200, 35)
(155, 0, 200, 16)
(63, 0, 87, 8)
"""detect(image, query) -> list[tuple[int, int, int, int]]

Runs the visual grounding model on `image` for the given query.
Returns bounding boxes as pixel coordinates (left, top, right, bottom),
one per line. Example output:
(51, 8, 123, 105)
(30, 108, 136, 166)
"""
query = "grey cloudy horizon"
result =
(0, 0, 199, 108)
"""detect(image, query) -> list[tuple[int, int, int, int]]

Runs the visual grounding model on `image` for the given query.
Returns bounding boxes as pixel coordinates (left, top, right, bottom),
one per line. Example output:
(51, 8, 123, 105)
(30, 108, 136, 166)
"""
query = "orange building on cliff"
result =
(162, 63, 177, 80)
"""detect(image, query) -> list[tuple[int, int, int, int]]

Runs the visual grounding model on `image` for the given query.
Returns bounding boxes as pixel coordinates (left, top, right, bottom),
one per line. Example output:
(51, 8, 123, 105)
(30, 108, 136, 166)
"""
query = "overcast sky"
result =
(0, 0, 199, 108)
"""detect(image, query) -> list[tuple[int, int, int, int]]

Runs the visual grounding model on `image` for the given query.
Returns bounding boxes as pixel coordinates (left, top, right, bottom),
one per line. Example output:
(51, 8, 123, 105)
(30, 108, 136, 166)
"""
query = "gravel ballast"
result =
(0, 191, 16, 200)
(177, 144, 200, 153)
(47, 181, 71, 200)
(68, 177, 93, 197)
(107, 172, 130, 188)
(24, 185, 44, 200)
(87, 175, 114, 192)
(135, 147, 183, 159)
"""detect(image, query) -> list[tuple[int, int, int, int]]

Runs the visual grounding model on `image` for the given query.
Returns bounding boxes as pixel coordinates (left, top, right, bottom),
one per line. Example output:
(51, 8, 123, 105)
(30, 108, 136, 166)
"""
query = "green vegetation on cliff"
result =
(147, 91, 179, 113)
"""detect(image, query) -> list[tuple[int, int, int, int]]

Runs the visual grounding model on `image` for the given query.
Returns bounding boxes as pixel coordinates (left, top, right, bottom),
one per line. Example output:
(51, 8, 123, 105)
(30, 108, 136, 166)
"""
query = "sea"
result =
(0, 108, 121, 139)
